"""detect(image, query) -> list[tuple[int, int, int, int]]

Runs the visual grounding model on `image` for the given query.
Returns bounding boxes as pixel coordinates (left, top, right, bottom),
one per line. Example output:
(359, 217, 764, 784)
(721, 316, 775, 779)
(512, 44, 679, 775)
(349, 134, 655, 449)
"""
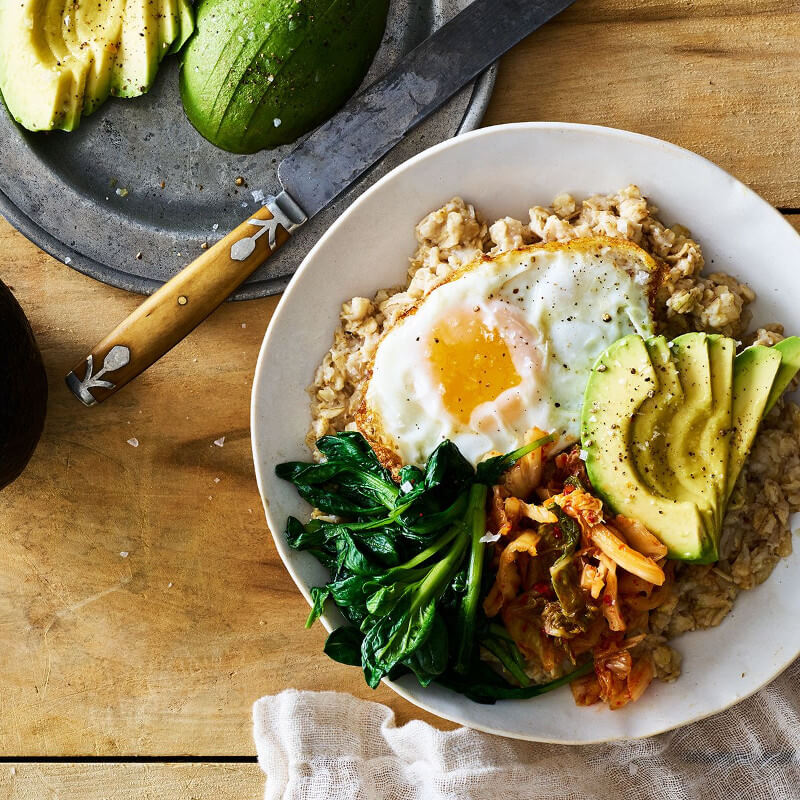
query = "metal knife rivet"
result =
(178, 295, 188, 306)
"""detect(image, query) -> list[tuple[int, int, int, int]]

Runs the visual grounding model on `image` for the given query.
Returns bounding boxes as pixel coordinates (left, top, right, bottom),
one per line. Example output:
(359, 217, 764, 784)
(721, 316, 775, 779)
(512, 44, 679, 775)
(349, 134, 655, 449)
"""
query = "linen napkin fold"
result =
(254, 658, 800, 800)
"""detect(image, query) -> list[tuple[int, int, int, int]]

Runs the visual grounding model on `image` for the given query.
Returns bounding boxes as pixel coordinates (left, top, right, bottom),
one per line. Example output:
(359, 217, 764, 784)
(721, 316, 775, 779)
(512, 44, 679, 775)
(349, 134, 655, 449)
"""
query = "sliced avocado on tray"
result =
(180, 0, 390, 153)
(0, 0, 194, 132)
(582, 333, 800, 563)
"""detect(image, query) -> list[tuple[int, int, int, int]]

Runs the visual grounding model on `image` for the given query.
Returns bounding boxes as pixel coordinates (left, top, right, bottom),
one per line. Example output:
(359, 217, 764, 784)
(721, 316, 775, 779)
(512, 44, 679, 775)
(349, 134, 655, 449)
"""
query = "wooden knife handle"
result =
(66, 194, 305, 406)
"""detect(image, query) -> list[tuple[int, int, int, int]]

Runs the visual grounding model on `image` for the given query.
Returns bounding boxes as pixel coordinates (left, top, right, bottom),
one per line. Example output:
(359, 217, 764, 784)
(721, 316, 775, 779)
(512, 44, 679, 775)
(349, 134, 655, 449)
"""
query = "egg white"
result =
(358, 237, 659, 468)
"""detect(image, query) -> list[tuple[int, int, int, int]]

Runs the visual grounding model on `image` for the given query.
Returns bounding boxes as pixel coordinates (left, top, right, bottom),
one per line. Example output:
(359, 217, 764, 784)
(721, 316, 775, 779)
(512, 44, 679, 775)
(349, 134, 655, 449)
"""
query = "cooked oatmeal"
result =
(306, 184, 799, 682)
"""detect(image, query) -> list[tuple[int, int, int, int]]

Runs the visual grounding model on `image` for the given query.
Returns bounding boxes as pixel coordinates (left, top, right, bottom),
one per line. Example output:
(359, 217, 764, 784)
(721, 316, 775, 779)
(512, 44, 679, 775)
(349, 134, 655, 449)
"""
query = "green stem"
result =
(481, 636, 531, 687)
(454, 483, 488, 675)
(408, 525, 470, 617)
(400, 524, 463, 570)
(502, 433, 556, 468)
(374, 524, 469, 664)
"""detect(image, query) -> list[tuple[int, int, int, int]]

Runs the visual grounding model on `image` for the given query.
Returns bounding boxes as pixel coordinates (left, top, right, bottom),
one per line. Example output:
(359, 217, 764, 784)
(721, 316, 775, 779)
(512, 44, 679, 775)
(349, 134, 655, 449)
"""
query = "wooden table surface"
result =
(1, 1, 799, 797)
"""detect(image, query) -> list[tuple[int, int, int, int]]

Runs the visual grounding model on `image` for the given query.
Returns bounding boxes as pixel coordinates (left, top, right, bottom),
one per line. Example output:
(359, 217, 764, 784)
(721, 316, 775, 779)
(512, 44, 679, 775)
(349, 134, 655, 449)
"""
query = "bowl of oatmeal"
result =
(252, 122, 800, 742)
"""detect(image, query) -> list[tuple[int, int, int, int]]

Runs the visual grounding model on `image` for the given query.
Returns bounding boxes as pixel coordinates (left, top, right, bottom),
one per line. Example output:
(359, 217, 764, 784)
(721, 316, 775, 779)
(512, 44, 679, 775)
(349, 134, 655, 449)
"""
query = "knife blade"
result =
(279, 0, 577, 221)
(67, 0, 576, 406)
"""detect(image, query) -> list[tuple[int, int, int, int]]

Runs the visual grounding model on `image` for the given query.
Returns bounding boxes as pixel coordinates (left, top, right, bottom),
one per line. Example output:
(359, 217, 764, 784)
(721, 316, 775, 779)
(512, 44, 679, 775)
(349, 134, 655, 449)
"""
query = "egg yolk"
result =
(426, 313, 521, 426)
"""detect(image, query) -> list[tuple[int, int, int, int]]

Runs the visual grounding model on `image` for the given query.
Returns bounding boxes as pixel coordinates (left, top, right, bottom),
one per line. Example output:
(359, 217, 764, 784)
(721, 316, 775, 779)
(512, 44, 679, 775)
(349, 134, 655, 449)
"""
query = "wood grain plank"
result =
(0, 763, 263, 800)
(483, 0, 800, 207)
(1, 0, 799, 754)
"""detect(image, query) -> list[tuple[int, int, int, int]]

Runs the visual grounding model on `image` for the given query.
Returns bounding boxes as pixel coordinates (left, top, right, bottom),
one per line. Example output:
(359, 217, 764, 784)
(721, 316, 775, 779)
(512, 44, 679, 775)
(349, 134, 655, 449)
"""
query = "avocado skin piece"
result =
(582, 335, 709, 562)
(180, 0, 390, 153)
(726, 345, 783, 501)
(764, 336, 800, 415)
(0, 0, 194, 132)
(0, 279, 47, 490)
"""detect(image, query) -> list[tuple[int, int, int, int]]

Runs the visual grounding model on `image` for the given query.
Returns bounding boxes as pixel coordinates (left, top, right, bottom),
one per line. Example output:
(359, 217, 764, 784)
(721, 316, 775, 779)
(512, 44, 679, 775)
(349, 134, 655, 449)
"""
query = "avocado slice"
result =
(764, 336, 800, 415)
(0, 0, 194, 132)
(582, 335, 709, 562)
(704, 334, 735, 525)
(726, 345, 783, 501)
(630, 336, 686, 500)
(661, 333, 719, 538)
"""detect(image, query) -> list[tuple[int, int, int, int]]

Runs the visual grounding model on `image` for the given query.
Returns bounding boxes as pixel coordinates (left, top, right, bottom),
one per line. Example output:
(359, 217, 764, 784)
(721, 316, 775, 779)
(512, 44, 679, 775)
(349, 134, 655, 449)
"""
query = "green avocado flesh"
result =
(582, 333, 800, 563)
(179, 0, 390, 153)
(0, 0, 194, 132)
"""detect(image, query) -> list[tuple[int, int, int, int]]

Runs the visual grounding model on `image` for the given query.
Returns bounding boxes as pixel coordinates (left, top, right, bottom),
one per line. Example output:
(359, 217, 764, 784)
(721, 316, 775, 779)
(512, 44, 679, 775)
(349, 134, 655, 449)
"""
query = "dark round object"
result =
(0, 279, 47, 489)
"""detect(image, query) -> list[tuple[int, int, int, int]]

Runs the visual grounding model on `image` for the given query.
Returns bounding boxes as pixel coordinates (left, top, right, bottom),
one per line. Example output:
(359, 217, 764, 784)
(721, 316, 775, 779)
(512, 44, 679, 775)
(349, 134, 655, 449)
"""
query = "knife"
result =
(66, 0, 576, 406)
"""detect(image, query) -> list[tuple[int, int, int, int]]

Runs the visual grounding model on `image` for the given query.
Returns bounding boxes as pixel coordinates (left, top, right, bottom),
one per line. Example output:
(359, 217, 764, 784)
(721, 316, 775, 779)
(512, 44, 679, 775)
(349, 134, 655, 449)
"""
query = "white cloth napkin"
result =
(253, 657, 800, 800)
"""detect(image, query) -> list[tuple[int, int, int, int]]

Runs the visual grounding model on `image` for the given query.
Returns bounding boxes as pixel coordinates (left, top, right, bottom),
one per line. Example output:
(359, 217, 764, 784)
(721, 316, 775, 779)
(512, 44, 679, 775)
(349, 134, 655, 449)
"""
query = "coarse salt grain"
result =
(64, 256, 72, 264)
(120, 551, 129, 558)
(214, 436, 225, 447)
(579, 449, 589, 461)
(400, 481, 413, 493)
(127, 437, 139, 448)
(479, 532, 501, 544)
(251, 189, 265, 203)
(273, 118, 282, 127)
(214, 477, 220, 484)
(212, 223, 219, 231)
(241, 323, 246, 328)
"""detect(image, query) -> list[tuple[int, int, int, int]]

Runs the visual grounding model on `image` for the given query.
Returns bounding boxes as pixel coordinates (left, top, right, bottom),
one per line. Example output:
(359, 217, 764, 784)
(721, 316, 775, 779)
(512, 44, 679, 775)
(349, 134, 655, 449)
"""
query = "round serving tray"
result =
(0, 0, 495, 300)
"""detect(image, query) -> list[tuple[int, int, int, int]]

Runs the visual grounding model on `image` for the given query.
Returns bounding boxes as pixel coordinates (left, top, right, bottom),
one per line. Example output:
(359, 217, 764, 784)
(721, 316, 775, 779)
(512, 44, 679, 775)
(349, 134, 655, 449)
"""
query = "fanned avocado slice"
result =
(764, 336, 800, 415)
(582, 335, 709, 562)
(631, 336, 687, 500)
(726, 346, 783, 501)
(584, 331, 800, 564)
(704, 334, 735, 529)
(663, 333, 718, 540)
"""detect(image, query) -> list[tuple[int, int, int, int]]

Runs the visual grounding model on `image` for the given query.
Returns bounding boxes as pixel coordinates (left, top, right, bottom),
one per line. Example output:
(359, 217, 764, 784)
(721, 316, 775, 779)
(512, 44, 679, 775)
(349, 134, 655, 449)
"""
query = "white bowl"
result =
(251, 123, 800, 743)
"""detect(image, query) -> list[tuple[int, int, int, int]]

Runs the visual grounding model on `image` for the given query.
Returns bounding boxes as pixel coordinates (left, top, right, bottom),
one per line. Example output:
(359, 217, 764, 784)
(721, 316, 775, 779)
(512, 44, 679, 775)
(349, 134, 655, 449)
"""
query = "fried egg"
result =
(357, 237, 662, 468)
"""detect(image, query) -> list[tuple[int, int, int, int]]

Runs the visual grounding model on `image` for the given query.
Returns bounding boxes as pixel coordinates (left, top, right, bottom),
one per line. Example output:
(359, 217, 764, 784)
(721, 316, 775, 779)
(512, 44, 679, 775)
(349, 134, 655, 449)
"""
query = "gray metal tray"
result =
(0, 0, 494, 300)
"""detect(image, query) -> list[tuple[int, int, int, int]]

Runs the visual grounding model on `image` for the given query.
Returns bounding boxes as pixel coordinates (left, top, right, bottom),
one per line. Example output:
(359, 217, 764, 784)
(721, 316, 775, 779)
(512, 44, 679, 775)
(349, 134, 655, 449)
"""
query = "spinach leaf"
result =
(306, 586, 331, 628)
(403, 612, 449, 686)
(315, 431, 389, 477)
(276, 432, 399, 516)
(324, 625, 365, 667)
